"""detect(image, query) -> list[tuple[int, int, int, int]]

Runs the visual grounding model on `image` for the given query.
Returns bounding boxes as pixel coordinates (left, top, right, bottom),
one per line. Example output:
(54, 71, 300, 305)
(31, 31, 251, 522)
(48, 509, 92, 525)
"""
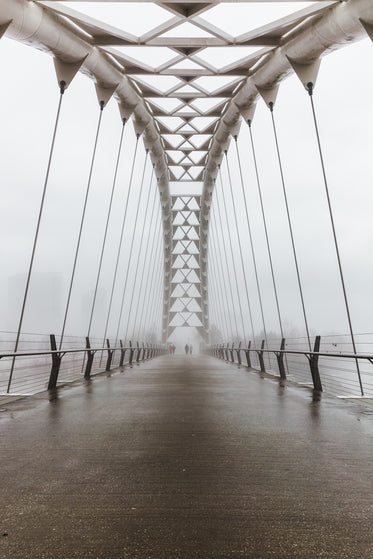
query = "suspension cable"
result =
(269, 102, 311, 352)
(153, 261, 164, 341)
(135, 181, 159, 339)
(100, 134, 140, 351)
(224, 150, 256, 345)
(210, 202, 234, 340)
(247, 120, 284, 340)
(86, 118, 126, 338)
(129, 167, 156, 339)
(217, 166, 246, 342)
(209, 244, 227, 341)
(145, 231, 163, 342)
(7, 81, 66, 393)
(209, 232, 229, 341)
(210, 213, 232, 341)
(234, 135, 270, 352)
(210, 277, 226, 343)
(116, 149, 150, 345)
(59, 100, 105, 350)
(306, 82, 363, 395)
(137, 208, 162, 340)
(142, 224, 163, 341)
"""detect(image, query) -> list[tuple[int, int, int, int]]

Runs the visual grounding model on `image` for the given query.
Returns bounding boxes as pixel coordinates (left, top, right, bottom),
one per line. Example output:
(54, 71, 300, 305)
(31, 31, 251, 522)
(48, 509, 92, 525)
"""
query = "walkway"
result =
(1, 355, 373, 558)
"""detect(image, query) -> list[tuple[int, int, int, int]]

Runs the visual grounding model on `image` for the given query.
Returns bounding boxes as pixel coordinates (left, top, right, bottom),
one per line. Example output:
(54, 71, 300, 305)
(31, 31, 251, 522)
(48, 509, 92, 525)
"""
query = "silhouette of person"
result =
(185, 344, 189, 354)
(172, 344, 176, 354)
(190, 344, 193, 354)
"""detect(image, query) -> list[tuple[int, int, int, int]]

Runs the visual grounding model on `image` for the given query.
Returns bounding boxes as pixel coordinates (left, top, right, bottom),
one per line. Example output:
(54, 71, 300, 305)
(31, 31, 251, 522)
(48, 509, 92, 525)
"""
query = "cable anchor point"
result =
(59, 80, 66, 95)
(307, 82, 314, 96)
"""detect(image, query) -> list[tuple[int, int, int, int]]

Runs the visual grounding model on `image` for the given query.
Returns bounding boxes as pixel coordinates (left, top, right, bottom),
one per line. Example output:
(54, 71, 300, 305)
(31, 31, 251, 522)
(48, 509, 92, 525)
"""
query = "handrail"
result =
(1, 337, 167, 394)
(206, 337, 373, 396)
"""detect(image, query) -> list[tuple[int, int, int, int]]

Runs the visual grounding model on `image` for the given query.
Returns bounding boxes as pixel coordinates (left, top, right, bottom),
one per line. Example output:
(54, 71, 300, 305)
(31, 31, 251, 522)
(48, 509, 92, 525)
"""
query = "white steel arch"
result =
(1, 0, 372, 343)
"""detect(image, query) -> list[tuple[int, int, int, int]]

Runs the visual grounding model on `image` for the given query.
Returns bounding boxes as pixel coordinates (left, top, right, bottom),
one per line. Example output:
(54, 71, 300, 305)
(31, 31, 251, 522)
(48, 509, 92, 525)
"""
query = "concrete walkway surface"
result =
(1, 354, 373, 558)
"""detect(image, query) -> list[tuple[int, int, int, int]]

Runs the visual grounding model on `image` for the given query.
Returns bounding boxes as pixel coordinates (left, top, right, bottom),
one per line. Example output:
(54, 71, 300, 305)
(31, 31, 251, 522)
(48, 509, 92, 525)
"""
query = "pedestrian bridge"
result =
(1, 0, 373, 555)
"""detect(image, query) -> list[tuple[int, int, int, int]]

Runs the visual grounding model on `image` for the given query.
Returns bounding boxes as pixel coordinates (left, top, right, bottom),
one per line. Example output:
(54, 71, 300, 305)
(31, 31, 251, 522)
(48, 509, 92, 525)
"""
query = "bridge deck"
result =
(1, 355, 373, 558)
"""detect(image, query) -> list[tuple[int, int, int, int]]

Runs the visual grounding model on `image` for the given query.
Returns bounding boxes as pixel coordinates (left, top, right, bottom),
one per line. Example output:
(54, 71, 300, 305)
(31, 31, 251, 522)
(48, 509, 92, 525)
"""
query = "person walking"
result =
(185, 344, 189, 354)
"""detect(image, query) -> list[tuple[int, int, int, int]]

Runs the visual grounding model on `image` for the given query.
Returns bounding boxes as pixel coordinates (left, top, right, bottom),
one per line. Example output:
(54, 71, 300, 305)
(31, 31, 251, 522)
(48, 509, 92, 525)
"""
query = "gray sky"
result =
(1, 9, 373, 347)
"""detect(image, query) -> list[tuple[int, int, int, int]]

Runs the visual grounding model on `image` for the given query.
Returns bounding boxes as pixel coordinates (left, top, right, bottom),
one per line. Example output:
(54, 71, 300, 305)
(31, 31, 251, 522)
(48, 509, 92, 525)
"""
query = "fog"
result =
(1, 33, 373, 348)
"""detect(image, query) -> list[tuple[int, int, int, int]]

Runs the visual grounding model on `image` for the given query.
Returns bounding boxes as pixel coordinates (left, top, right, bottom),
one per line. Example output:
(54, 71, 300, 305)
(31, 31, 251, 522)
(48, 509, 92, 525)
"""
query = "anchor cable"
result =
(307, 82, 363, 394)
(124, 163, 154, 340)
(247, 120, 284, 340)
(7, 81, 66, 393)
(134, 179, 159, 339)
(86, 118, 127, 339)
(138, 213, 162, 340)
(209, 229, 230, 340)
(116, 149, 149, 345)
(143, 225, 163, 340)
(225, 150, 256, 345)
(211, 200, 234, 340)
(59, 100, 105, 350)
(100, 134, 140, 354)
(269, 102, 311, 352)
(234, 135, 270, 353)
(217, 166, 245, 342)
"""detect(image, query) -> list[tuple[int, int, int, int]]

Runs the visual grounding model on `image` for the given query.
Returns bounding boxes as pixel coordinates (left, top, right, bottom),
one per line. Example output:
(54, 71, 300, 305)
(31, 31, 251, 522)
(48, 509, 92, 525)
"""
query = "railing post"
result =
(48, 334, 63, 390)
(245, 341, 252, 368)
(141, 342, 146, 361)
(308, 335, 323, 392)
(236, 341, 242, 365)
(225, 344, 229, 361)
(119, 340, 126, 367)
(129, 341, 134, 365)
(84, 336, 95, 379)
(275, 338, 287, 380)
(257, 339, 266, 372)
(105, 339, 113, 372)
(230, 343, 235, 363)
(136, 341, 141, 364)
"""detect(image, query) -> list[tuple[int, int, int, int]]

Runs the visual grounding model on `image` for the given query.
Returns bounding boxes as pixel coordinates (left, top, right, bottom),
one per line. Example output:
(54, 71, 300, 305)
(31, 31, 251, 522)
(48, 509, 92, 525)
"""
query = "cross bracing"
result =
(1, 0, 373, 343)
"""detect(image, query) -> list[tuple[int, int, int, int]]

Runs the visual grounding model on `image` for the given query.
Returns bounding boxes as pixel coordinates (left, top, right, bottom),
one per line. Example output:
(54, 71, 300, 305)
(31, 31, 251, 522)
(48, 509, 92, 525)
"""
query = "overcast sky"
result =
(1, 6, 373, 351)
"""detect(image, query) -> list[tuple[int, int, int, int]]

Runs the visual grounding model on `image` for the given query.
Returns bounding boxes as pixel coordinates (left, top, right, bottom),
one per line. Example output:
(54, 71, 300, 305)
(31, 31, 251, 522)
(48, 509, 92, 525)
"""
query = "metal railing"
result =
(205, 335, 373, 398)
(0, 332, 167, 395)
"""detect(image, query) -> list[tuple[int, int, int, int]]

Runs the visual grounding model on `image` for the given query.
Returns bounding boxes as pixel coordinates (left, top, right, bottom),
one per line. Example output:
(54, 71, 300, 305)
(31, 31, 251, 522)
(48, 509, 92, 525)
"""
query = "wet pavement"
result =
(1, 354, 373, 558)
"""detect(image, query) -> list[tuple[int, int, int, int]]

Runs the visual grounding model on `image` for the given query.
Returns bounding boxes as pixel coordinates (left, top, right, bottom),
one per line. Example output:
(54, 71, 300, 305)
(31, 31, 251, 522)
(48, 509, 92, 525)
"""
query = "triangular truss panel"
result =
(163, 195, 207, 339)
